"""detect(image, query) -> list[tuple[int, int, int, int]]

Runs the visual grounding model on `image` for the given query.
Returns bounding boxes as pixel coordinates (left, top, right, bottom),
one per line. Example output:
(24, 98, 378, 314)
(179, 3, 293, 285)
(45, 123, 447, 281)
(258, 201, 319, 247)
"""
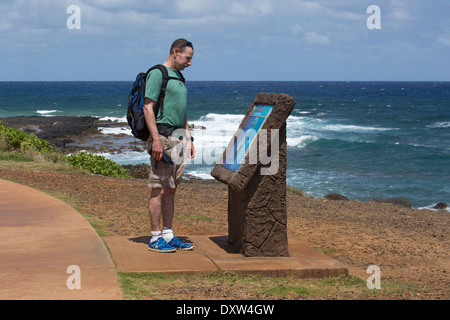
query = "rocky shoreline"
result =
(0, 115, 137, 154)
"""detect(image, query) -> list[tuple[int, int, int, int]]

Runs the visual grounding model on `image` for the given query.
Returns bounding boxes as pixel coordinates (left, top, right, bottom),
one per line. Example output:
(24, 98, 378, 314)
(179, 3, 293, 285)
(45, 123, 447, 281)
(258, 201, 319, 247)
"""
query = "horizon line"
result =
(1, 80, 449, 83)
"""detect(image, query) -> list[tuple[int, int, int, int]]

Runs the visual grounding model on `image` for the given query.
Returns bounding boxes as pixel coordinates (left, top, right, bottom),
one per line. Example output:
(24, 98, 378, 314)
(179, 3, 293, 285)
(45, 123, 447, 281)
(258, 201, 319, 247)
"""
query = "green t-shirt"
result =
(145, 66, 187, 128)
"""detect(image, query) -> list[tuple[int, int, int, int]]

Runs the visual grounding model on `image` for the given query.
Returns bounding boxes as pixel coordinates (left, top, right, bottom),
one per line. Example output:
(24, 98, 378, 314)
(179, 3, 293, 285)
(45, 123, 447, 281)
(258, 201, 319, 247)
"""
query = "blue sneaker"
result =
(148, 237, 176, 253)
(168, 236, 194, 251)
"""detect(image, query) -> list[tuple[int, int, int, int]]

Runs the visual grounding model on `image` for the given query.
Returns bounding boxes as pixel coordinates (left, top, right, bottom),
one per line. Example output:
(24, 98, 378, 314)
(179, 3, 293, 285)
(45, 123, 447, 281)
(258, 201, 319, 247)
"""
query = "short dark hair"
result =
(170, 38, 193, 54)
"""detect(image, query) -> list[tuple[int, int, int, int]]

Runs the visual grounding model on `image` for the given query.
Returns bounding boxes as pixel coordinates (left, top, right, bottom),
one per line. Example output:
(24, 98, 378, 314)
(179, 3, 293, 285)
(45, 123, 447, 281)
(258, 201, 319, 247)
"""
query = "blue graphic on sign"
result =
(222, 105, 273, 172)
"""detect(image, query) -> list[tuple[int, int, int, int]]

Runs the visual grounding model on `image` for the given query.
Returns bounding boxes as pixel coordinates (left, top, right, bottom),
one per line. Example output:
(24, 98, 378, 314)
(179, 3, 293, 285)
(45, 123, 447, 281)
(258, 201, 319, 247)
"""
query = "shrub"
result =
(1, 122, 128, 178)
(66, 152, 129, 177)
(0, 122, 53, 154)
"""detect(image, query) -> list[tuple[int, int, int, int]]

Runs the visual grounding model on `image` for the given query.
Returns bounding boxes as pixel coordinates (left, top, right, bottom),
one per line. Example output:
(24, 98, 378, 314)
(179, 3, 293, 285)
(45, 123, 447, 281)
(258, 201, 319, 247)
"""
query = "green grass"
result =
(0, 153, 34, 162)
(0, 156, 90, 174)
(287, 185, 305, 196)
(118, 271, 427, 300)
(314, 247, 336, 255)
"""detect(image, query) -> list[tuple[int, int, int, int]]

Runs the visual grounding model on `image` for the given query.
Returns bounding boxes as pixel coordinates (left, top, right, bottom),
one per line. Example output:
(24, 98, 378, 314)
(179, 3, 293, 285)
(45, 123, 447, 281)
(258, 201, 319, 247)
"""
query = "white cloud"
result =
(229, 0, 272, 16)
(291, 23, 331, 46)
(175, 0, 221, 14)
(437, 35, 450, 46)
(384, 0, 415, 30)
(304, 31, 331, 45)
(291, 23, 303, 35)
(1, 0, 449, 80)
(292, 1, 324, 14)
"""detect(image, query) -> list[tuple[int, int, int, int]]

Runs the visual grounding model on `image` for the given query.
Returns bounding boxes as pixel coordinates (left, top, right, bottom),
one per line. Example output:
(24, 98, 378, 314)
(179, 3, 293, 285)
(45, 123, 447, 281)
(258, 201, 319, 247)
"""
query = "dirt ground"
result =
(0, 167, 448, 300)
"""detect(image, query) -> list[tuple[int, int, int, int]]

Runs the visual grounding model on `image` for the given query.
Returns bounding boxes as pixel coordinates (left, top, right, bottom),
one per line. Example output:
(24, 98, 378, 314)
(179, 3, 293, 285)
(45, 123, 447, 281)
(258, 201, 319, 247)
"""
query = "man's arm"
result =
(184, 115, 195, 159)
(144, 98, 163, 161)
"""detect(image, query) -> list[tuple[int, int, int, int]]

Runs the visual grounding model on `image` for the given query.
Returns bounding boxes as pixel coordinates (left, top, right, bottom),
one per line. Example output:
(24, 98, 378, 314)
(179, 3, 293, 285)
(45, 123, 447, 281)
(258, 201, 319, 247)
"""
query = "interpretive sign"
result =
(221, 105, 274, 172)
(211, 92, 295, 257)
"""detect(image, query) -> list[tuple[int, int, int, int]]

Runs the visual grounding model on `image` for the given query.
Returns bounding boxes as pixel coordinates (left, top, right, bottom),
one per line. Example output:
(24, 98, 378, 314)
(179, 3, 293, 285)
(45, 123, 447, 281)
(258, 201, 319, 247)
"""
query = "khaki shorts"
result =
(147, 134, 186, 189)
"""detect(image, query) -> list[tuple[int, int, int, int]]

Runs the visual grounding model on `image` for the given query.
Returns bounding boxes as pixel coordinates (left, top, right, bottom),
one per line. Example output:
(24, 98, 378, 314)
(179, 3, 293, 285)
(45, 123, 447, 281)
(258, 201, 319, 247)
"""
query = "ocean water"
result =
(1, 81, 449, 210)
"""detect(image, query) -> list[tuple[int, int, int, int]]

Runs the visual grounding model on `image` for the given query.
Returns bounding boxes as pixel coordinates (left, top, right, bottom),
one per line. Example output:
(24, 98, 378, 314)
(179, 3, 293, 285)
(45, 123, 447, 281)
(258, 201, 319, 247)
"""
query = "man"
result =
(143, 39, 195, 253)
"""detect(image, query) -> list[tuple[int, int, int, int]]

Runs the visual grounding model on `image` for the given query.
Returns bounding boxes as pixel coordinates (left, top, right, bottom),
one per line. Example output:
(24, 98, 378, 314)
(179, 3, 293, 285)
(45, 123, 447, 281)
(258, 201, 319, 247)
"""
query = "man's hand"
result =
(151, 138, 163, 161)
(187, 140, 195, 159)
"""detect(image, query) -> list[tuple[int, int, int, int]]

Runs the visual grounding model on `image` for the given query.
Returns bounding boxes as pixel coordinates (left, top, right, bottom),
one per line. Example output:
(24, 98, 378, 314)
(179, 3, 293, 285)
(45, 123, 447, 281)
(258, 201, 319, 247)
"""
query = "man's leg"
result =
(147, 136, 192, 251)
(148, 187, 177, 252)
(148, 186, 193, 251)
(149, 187, 176, 232)
(161, 188, 176, 229)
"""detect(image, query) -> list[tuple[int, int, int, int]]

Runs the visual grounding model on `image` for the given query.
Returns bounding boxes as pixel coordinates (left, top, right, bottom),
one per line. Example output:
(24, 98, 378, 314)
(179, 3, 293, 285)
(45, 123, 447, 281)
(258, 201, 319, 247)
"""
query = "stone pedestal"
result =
(211, 93, 295, 257)
(227, 123, 288, 256)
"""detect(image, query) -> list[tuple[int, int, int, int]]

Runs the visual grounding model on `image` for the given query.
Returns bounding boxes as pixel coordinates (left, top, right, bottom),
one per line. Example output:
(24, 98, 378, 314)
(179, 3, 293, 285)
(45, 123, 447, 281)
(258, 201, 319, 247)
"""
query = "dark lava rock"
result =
(433, 202, 448, 210)
(371, 197, 412, 208)
(324, 193, 349, 201)
(123, 164, 151, 179)
(0, 116, 100, 151)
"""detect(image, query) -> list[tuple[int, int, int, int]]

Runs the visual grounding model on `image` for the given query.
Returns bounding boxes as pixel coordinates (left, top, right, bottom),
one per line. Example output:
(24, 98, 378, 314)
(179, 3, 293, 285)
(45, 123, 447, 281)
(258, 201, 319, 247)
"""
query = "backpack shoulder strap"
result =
(146, 65, 185, 119)
(177, 70, 185, 83)
(146, 64, 170, 119)
(146, 64, 169, 89)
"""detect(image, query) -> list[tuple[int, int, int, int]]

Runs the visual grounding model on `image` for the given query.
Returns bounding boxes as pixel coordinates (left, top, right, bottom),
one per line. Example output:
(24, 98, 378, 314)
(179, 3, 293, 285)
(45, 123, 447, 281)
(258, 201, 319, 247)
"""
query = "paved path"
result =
(0, 178, 122, 300)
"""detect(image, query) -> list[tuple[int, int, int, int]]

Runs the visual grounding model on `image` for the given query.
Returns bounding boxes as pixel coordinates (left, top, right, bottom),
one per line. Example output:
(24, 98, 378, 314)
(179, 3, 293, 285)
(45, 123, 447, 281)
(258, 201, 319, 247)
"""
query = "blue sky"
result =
(0, 0, 449, 81)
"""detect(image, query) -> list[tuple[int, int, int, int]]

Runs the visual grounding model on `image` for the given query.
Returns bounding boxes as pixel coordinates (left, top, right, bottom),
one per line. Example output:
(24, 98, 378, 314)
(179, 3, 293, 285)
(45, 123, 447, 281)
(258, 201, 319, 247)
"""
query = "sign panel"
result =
(221, 105, 274, 172)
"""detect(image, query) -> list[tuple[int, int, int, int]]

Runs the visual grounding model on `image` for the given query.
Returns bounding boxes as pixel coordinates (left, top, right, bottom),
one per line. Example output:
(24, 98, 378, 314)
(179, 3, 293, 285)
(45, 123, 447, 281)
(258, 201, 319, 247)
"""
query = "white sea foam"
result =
(98, 116, 127, 123)
(100, 150, 148, 165)
(190, 113, 322, 153)
(295, 110, 312, 114)
(417, 204, 450, 213)
(98, 127, 132, 135)
(36, 110, 61, 116)
(287, 135, 319, 148)
(97, 116, 130, 136)
(183, 168, 215, 180)
(189, 113, 242, 164)
(323, 124, 396, 132)
(427, 121, 450, 128)
(191, 113, 243, 132)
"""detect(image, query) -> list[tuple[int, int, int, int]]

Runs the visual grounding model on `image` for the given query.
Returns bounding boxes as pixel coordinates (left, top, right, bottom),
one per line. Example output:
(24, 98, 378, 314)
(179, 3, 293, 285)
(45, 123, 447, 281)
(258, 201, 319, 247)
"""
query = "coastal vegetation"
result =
(66, 152, 129, 178)
(0, 121, 128, 178)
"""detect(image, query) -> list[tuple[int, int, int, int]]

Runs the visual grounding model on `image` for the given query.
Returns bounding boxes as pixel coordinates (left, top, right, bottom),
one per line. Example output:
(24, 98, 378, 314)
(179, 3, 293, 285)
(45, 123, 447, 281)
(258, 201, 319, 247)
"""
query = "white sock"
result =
(162, 227, 174, 242)
(151, 231, 161, 243)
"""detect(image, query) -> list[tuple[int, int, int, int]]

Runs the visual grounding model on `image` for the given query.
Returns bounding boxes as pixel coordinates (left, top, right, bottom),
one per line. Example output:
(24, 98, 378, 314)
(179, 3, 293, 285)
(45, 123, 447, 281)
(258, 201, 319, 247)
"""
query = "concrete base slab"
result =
(103, 235, 217, 273)
(103, 234, 348, 278)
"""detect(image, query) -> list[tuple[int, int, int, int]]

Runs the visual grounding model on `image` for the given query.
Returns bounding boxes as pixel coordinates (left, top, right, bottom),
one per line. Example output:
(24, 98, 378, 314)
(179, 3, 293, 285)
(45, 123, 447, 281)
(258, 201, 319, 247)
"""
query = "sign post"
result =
(211, 92, 295, 257)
